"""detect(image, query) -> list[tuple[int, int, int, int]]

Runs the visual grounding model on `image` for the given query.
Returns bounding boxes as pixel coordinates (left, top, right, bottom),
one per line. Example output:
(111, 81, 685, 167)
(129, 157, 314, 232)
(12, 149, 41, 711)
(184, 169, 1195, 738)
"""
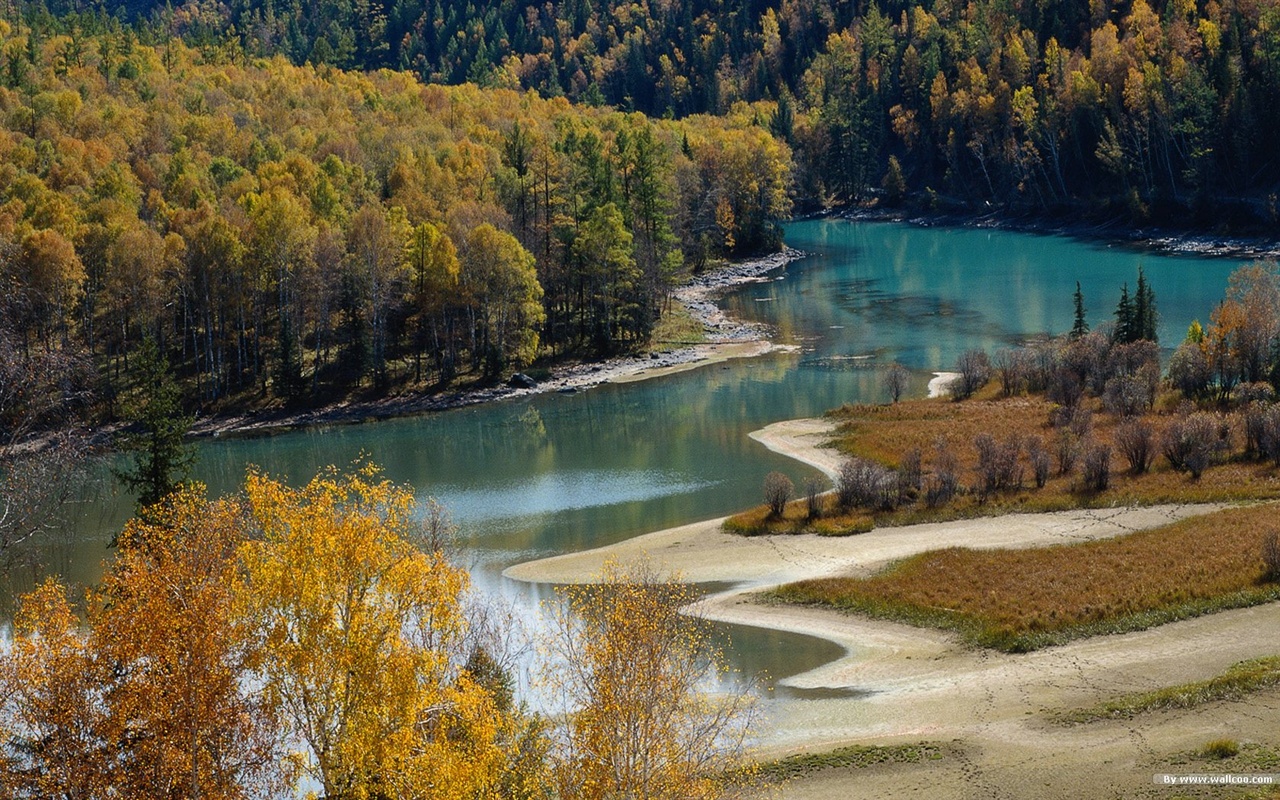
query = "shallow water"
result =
(30, 219, 1247, 690)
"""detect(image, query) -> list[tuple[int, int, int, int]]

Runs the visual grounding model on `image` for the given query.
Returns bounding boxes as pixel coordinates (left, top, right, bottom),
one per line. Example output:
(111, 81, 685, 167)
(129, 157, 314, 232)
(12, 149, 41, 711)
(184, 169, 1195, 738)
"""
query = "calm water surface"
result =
(36, 219, 1247, 689)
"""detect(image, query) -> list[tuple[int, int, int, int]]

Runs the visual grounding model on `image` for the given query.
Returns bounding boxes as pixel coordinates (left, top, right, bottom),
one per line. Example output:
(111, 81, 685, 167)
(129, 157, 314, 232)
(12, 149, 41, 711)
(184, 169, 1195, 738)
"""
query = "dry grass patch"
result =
(772, 504, 1280, 652)
(728, 394, 1280, 536)
(831, 395, 1280, 504)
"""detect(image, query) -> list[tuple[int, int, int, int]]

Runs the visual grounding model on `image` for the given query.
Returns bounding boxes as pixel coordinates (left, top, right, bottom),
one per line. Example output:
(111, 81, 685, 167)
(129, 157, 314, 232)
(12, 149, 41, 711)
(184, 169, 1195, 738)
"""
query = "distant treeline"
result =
(0, 28, 791, 416)
(50, 0, 1280, 221)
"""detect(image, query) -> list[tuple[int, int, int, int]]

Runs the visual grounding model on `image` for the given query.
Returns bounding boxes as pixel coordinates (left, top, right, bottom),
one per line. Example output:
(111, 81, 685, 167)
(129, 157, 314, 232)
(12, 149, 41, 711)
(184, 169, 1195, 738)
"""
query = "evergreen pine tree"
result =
(1071, 281, 1089, 339)
(1114, 283, 1135, 343)
(1136, 267, 1158, 341)
(116, 336, 195, 511)
(1134, 269, 1148, 341)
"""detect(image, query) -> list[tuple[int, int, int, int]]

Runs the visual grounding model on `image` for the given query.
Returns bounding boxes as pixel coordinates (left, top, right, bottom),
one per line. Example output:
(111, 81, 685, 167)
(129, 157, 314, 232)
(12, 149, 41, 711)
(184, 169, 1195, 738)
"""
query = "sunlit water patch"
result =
(434, 470, 720, 527)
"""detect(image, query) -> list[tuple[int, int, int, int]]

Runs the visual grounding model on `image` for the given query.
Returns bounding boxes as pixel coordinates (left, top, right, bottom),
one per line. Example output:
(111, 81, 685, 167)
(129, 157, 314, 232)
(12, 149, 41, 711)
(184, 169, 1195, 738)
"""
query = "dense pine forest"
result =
(42, 0, 1280, 219)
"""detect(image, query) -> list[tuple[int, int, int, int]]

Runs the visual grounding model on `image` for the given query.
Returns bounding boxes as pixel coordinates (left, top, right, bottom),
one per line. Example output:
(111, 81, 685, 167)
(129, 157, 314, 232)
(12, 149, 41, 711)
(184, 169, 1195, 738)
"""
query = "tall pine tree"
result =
(1114, 283, 1135, 343)
(1071, 281, 1089, 339)
(1135, 267, 1157, 342)
(116, 336, 195, 511)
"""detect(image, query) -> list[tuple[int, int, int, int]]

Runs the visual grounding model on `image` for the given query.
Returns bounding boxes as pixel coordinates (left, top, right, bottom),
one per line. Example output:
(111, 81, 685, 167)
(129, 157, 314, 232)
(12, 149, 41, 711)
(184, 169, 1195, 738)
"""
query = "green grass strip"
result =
(753, 743, 944, 782)
(1061, 656, 1280, 724)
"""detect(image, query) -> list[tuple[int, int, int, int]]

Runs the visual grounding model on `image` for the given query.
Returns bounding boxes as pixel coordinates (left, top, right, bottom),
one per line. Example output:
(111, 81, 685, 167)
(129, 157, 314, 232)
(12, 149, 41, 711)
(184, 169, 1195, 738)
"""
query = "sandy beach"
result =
(506, 416, 1280, 799)
(927, 371, 958, 398)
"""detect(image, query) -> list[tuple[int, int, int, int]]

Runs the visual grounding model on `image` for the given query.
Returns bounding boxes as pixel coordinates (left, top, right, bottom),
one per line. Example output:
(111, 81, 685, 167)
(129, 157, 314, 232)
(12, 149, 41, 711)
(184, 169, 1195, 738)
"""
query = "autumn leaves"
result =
(0, 467, 755, 799)
(0, 486, 283, 798)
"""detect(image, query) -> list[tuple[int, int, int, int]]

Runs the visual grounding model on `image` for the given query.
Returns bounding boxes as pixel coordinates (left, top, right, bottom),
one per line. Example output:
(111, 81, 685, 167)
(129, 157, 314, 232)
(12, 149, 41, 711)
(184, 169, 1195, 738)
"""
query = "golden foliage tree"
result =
(95, 487, 287, 799)
(235, 465, 514, 800)
(544, 560, 757, 800)
(0, 579, 111, 800)
(0, 485, 286, 800)
(460, 224, 544, 375)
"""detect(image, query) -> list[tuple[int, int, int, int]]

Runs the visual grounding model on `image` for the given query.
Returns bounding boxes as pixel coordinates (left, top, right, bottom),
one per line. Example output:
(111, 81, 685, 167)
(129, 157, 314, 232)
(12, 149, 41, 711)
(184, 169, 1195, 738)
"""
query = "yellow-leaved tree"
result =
(94, 486, 287, 799)
(0, 579, 111, 800)
(235, 465, 520, 799)
(544, 560, 758, 800)
(0, 486, 287, 800)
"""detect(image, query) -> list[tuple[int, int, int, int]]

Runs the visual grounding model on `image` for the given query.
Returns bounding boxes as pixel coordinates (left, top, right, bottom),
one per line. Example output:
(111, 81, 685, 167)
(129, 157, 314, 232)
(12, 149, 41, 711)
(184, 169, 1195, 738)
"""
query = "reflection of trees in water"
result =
(0, 322, 98, 612)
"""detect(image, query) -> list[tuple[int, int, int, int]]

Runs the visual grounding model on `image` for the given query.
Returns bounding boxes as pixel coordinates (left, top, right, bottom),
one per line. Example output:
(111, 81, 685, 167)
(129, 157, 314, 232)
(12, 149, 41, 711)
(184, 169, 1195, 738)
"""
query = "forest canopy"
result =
(0, 25, 793, 411)
(37, 0, 1280, 220)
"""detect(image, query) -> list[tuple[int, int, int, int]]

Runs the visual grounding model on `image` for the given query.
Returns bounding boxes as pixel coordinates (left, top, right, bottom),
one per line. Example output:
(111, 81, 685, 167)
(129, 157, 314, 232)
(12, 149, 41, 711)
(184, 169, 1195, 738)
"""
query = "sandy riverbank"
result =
(926, 371, 958, 398)
(188, 248, 806, 439)
(506, 416, 1280, 799)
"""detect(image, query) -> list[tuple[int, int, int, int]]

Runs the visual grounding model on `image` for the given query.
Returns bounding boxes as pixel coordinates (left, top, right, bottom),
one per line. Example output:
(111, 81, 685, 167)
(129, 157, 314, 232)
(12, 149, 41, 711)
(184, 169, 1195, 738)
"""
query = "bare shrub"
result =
(1256, 405, 1280, 466)
(803, 476, 823, 520)
(1046, 368, 1084, 408)
(1138, 364, 1161, 406)
(1264, 531, 1280, 581)
(1026, 435, 1051, 488)
(952, 349, 992, 400)
(974, 433, 1022, 501)
(897, 447, 922, 503)
(1102, 373, 1153, 417)
(1051, 404, 1093, 437)
(1114, 417, 1155, 474)
(763, 471, 794, 517)
(1163, 413, 1227, 479)
(993, 348, 1032, 397)
(1026, 338, 1063, 394)
(1238, 382, 1276, 406)
(974, 434, 997, 498)
(1081, 441, 1112, 491)
(925, 440, 959, 507)
(836, 458, 897, 512)
(1168, 340, 1212, 400)
(1055, 429, 1079, 476)
(1063, 330, 1111, 395)
(885, 363, 910, 403)
(1106, 340, 1160, 380)
(1244, 402, 1274, 458)
(1070, 406, 1094, 437)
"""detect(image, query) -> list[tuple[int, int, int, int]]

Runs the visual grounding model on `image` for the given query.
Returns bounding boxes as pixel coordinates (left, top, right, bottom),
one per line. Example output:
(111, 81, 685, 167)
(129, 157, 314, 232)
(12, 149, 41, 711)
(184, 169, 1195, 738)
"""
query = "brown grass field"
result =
(771, 504, 1280, 652)
(726, 389, 1280, 535)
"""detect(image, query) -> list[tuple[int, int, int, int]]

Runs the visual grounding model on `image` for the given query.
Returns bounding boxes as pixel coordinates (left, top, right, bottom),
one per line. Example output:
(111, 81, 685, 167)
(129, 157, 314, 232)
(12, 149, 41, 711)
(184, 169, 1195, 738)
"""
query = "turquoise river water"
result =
(33, 218, 1249, 694)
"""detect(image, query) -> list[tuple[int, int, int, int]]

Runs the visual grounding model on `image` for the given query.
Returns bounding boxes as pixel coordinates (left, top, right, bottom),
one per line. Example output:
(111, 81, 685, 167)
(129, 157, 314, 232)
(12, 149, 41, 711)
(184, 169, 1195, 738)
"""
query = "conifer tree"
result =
(116, 336, 194, 510)
(1135, 267, 1157, 342)
(1114, 284, 1135, 344)
(1071, 281, 1089, 339)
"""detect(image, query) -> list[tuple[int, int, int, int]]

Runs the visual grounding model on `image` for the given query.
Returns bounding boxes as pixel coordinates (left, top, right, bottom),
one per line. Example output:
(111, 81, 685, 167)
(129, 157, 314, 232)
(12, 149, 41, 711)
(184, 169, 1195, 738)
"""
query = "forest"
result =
(4, 0, 1280, 425)
(30, 0, 1280, 221)
(0, 23, 792, 421)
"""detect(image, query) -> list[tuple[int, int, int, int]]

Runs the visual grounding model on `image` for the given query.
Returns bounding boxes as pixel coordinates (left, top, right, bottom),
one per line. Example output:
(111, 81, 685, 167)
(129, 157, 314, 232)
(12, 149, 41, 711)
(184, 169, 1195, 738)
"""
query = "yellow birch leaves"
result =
(236, 465, 507, 800)
(545, 560, 757, 800)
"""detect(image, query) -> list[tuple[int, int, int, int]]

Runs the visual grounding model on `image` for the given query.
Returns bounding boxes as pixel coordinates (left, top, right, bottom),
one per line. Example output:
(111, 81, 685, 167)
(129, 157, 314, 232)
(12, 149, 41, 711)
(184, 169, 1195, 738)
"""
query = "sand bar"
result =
(506, 416, 1279, 798)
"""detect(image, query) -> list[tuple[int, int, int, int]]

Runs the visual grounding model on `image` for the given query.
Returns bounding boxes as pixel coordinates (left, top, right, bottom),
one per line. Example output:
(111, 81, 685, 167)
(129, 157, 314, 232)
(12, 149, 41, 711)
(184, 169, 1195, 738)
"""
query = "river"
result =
(28, 218, 1248, 692)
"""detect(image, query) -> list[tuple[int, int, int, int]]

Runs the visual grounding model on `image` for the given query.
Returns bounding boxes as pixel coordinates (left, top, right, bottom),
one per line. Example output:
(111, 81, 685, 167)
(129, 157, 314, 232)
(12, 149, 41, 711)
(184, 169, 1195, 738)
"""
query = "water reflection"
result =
(482, 579, 863, 704)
